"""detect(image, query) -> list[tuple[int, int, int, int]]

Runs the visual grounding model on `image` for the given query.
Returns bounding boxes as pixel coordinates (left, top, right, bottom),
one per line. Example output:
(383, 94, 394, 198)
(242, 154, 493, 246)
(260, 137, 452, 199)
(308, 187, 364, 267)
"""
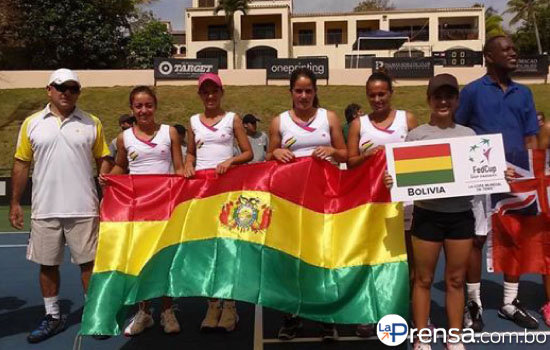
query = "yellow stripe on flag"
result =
(95, 191, 405, 276)
(395, 156, 452, 174)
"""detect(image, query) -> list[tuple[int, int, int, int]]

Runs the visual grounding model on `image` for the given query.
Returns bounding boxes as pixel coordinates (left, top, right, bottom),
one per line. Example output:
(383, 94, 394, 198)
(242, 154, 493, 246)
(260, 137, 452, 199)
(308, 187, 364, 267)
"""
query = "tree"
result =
(505, 0, 544, 54)
(511, 3, 550, 54)
(473, 3, 506, 38)
(0, 0, 21, 46)
(128, 9, 159, 35)
(12, 0, 138, 69)
(354, 0, 394, 12)
(214, 0, 249, 69)
(127, 20, 173, 68)
(485, 13, 506, 38)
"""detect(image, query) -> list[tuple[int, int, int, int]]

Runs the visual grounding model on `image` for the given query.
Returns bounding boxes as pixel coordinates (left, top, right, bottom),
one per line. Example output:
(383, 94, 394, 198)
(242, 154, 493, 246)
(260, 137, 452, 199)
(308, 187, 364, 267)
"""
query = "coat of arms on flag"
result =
(488, 149, 550, 275)
(80, 154, 409, 336)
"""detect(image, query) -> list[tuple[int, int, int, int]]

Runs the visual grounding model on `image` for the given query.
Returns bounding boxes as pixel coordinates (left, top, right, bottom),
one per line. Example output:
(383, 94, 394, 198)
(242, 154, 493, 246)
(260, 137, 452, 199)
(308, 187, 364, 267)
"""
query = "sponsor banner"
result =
(513, 56, 549, 76)
(372, 58, 434, 78)
(266, 58, 329, 79)
(385, 134, 510, 202)
(154, 58, 218, 80)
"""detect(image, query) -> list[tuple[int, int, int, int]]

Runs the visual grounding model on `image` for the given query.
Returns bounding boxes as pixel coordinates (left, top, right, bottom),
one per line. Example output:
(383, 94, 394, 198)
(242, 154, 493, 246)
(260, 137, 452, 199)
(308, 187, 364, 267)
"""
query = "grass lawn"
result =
(0, 205, 30, 232)
(1, 84, 550, 175)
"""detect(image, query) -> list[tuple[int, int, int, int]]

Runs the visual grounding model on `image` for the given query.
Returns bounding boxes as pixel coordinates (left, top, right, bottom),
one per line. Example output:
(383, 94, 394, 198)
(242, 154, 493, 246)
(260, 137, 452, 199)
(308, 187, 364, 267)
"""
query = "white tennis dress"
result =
(279, 108, 331, 157)
(190, 112, 236, 171)
(123, 124, 172, 175)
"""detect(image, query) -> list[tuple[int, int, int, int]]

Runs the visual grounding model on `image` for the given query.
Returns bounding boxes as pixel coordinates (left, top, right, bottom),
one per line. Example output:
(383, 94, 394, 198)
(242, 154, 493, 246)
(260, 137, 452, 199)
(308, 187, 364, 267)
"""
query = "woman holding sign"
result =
(184, 73, 253, 333)
(385, 74, 475, 350)
(346, 70, 417, 337)
(266, 67, 347, 341)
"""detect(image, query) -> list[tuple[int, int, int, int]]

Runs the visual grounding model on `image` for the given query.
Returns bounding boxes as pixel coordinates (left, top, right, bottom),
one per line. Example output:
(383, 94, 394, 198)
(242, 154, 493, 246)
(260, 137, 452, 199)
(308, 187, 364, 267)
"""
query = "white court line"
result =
(0, 231, 30, 235)
(0, 244, 27, 248)
(264, 336, 374, 343)
(253, 305, 264, 350)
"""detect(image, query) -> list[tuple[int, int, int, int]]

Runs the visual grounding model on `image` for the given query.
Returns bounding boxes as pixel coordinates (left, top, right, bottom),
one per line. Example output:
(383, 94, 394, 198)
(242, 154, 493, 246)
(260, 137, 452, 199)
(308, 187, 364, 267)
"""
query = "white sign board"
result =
(385, 134, 510, 202)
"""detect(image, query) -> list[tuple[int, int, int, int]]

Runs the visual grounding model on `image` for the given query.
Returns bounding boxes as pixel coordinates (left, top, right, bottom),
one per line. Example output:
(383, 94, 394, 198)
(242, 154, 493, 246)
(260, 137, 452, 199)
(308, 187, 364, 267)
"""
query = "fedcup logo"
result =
(158, 61, 173, 75)
(377, 314, 409, 346)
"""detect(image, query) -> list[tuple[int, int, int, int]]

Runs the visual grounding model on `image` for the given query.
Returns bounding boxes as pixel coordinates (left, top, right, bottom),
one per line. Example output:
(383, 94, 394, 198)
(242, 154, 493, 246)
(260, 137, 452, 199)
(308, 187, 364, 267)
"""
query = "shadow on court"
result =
(0, 299, 81, 339)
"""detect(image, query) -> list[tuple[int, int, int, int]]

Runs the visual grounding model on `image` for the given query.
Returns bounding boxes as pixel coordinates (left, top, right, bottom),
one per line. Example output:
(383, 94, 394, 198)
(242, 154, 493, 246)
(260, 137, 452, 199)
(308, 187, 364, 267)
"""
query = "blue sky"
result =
(144, 0, 510, 31)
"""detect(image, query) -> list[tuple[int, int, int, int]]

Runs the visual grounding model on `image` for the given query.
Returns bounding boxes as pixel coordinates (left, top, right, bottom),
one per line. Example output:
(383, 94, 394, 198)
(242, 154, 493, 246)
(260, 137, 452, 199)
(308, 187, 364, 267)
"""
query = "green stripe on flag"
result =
(81, 238, 409, 335)
(396, 169, 454, 187)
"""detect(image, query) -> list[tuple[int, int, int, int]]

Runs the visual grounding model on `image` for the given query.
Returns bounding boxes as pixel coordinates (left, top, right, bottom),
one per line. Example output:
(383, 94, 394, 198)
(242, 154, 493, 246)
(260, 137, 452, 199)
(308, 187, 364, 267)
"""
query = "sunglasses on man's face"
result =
(51, 84, 80, 94)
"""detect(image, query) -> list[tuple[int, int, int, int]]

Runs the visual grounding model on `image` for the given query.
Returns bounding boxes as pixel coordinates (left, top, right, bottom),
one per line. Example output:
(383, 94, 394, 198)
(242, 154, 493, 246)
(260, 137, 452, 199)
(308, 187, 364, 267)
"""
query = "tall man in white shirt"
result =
(9, 68, 110, 343)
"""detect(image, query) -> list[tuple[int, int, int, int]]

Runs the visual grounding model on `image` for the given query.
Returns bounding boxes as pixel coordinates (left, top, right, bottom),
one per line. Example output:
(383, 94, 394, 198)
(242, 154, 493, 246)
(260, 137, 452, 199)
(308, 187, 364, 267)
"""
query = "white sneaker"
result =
(498, 298, 539, 329)
(446, 341, 466, 350)
(160, 306, 181, 334)
(463, 300, 484, 332)
(413, 339, 432, 350)
(201, 300, 222, 331)
(124, 309, 154, 336)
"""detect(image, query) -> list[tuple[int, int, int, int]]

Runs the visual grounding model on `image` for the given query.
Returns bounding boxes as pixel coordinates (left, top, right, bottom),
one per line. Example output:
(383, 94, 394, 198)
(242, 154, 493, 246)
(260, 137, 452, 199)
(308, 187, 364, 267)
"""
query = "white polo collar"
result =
(43, 103, 83, 120)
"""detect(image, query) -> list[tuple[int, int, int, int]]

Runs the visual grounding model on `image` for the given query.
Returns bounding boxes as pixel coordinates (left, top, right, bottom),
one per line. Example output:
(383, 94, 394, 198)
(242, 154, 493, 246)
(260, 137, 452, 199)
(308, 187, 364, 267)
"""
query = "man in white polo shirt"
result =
(8, 68, 110, 343)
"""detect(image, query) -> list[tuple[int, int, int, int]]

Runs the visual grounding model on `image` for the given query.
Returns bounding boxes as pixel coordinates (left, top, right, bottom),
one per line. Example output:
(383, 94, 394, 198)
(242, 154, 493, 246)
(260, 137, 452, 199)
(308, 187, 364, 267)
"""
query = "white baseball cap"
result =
(48, 68, 81, 87)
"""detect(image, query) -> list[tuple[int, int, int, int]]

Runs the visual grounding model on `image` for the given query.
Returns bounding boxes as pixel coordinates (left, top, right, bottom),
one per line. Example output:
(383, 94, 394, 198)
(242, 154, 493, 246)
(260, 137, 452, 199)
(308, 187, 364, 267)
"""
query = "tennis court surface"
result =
(1, 231, 549, 350)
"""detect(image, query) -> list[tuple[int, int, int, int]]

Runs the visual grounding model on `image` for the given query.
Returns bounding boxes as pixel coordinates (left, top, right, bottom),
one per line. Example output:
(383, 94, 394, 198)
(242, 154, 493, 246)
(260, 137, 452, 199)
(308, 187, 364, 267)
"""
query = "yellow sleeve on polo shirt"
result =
(91, 116, 110, 159)
(14, 116, 34, 162)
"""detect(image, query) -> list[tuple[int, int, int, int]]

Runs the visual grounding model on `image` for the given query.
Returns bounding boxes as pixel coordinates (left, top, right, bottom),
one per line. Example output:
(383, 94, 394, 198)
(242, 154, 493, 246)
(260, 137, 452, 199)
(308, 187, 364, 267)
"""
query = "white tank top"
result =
(190, 112, 235, 170)
(123, 124, 172, 175)
(359, 110, 408, 152)
(279, 108, 331, 158)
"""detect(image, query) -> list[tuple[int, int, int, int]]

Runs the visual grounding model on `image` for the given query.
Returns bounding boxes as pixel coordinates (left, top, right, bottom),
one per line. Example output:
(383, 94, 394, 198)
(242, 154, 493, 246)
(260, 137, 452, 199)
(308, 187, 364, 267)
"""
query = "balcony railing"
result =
(198, 0, 215, 7)
(390, 29, 429, 42)
(439, 28, 479, 41)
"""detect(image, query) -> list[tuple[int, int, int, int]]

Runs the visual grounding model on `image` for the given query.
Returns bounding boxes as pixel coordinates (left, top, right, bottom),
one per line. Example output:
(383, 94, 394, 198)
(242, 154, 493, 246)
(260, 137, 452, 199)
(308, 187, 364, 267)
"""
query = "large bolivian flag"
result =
(81, 154, 408, 335)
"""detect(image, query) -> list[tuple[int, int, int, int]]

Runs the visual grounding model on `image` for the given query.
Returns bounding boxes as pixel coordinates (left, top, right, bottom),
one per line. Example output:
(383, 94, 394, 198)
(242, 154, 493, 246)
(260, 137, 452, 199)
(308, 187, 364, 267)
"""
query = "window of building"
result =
(252, 23, 276, 39)
(197, 48, 228, 69)
(390, 26, 429, 42)
(326, 29, 343, 45)
(439, 20, 479, 41)
(208, 25, 229, 41)
(198, 0, 215, 7)
(298, 30, 314, 45)
(246, 46, 277, 69)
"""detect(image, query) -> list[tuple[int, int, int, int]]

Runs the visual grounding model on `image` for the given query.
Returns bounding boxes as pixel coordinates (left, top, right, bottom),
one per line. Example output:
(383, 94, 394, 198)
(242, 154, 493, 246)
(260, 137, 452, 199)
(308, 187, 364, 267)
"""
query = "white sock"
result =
(466, 282, 482, 307)
(44, 296, 60, 319)
(503, 282, 519, 306)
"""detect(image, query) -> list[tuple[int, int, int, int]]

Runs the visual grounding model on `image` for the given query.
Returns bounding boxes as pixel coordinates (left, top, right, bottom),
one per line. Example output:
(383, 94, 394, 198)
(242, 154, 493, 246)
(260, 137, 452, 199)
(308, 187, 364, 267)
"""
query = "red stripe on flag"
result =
(101, 154, 392, 222)
(492, 214, 550, 275)
(393, 144, 451, 161)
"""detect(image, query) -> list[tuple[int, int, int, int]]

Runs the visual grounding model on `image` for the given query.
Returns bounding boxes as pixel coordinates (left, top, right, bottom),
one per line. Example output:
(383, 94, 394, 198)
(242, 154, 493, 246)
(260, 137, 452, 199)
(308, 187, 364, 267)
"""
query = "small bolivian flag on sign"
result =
(393, 143, 454, 187)
(80, 154, 409, 336)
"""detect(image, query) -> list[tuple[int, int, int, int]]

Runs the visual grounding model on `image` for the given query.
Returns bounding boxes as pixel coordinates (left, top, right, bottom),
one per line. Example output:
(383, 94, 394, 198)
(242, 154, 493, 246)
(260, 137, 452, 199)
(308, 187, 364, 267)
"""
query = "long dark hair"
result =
(345, 103, 361, 124)
(289, 67, 320, 108)
(129, 85, 158, 107)
(366, 69, 393, 92)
